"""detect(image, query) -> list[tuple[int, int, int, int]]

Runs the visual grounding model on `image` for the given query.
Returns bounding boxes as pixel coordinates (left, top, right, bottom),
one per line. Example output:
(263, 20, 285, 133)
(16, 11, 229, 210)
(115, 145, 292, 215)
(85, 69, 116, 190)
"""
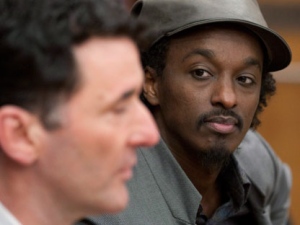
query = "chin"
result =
(101, 183, 129, 214)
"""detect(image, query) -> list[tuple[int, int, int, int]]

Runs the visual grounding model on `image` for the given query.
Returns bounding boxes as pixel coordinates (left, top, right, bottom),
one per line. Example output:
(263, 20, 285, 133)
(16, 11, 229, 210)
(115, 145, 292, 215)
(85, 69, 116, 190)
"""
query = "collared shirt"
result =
(0, 202, 22, 225)
(195, 156, 255, 225)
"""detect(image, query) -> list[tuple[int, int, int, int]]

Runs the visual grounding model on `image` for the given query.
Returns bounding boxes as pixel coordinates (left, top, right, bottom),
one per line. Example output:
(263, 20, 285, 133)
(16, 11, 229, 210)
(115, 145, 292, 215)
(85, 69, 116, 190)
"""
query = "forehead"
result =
(167, 24, 264, 60)
(72, 37, 143, 103)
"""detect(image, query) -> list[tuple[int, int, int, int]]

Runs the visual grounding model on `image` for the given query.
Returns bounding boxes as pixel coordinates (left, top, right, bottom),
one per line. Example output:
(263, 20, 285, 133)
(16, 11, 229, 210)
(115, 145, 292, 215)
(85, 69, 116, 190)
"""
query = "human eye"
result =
(237, 75, 256, 86)
(190, 68, 211, 80)
(112, 89, 137, 115)
(113, 107, 126, 115)
(113, 103, 128, 115)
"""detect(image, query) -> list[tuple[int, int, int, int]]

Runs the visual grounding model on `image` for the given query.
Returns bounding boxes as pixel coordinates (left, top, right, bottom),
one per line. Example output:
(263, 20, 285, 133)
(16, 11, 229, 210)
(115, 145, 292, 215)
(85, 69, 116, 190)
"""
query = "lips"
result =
(119, 154, 137, 181)
(119, 166, 134, 181)
(204, 116, 238, 134)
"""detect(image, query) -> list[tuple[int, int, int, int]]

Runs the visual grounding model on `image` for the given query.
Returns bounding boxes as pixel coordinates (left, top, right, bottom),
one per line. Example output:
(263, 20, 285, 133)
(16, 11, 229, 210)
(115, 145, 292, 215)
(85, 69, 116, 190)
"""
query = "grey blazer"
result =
(83, 130, 291, 225)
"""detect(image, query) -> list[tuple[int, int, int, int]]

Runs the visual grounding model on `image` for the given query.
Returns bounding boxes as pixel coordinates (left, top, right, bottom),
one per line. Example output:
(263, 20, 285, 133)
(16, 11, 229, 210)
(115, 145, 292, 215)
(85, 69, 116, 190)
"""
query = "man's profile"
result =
(0, 0, 158, 224)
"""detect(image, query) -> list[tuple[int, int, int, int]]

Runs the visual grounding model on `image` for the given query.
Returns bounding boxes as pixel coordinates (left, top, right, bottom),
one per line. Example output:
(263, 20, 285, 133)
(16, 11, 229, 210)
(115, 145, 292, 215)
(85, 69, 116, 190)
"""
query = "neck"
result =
(157, 127, 229, 218)
(175, 148, 227, 215)
(154, 113, 230, 217)
(170, 144, 221, 193)
(0, 161, 75, 225)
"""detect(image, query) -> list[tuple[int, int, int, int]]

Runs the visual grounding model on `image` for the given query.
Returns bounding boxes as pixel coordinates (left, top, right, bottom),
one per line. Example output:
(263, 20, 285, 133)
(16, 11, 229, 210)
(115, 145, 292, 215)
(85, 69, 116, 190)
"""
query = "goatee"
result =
(196, 144, 232, 173)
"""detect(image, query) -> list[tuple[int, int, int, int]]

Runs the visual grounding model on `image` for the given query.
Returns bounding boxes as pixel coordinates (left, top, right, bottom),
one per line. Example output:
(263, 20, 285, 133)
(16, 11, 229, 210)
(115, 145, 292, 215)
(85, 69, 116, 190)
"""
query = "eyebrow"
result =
(97, 88, 138, 113)
(182, 49, 215, 62)
(244, 57, 263, 72)
(116, 89, 136, 103)
(182, 48, 263, 71)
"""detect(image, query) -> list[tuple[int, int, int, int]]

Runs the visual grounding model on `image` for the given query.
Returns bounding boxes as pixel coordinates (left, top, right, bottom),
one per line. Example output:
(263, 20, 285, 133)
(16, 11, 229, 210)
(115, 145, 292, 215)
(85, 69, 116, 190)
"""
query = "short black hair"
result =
(0, 0, 145, 129)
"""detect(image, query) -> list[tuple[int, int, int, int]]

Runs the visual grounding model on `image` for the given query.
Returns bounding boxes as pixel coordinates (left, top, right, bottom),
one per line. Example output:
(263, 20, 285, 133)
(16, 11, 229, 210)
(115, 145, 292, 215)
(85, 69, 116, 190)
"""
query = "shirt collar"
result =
(140, 138, 252, 223)
(218, 155, 251, 211)
(0, 202, 22, 225)
(139, 138, 201, 223)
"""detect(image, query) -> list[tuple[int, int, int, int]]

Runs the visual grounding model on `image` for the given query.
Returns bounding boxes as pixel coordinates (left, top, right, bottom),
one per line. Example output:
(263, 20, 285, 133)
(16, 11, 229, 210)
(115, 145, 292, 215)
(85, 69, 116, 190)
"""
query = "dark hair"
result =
(141, 34, 276, 129)
(0, 0, 144, 129)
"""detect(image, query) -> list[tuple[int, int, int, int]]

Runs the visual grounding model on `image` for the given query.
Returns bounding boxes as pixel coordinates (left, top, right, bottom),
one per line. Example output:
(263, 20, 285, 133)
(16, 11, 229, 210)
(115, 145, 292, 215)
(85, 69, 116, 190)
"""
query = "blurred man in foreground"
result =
(0, 0, 158, 224)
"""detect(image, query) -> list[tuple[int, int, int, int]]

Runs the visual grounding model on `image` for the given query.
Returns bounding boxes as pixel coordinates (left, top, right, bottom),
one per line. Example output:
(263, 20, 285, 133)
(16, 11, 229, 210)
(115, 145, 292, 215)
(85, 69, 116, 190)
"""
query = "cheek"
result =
(87, 128, 126, 165)
(61, 123, 126, 179)
(160, 78, 200, 109)
(240, 94, 260, 124)
(160, 87, 207, 128)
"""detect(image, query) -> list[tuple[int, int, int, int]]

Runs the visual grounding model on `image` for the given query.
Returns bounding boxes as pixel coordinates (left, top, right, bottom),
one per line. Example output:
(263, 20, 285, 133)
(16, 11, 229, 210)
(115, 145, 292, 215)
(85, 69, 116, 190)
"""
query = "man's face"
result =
(150, 26, 263, 161)
(37, 37, 158, 215)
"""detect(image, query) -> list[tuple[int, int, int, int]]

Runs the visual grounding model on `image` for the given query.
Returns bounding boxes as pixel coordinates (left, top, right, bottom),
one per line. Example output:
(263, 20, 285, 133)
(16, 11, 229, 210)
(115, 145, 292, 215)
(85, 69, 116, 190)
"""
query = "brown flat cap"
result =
(132, 0, 292, 72)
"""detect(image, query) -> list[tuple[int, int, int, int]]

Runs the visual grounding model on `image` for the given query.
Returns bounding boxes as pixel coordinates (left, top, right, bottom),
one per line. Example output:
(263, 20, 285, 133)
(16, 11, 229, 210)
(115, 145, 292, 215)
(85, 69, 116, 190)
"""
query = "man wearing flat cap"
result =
(79, 0, 292, 224)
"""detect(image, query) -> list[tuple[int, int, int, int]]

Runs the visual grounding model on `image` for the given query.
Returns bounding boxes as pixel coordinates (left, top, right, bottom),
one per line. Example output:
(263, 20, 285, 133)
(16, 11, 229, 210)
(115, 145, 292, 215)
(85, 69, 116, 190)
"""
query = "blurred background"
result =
(258, 1, 300, 224)
(124, 0, 300, 224)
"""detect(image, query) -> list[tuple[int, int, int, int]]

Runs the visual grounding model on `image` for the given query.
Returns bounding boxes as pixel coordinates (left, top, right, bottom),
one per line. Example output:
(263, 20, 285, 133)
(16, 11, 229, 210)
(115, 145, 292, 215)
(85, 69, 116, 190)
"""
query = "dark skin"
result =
(143, 25, 264, 217)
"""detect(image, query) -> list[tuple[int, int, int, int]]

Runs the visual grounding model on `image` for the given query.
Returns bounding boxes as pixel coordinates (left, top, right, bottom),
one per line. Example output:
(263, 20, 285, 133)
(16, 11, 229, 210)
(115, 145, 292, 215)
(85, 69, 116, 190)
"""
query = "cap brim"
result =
(157, 20, 292, 72)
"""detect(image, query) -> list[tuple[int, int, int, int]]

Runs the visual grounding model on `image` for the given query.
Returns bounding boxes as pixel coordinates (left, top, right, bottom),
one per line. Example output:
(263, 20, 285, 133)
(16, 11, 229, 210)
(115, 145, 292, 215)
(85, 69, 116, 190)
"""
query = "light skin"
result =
(144, 25, 263, 217)
(0, 37, 158, 225)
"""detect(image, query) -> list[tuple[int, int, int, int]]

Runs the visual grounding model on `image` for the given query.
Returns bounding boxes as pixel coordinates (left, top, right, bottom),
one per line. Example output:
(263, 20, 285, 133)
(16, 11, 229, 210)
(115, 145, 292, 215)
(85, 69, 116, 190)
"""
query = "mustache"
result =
(196, 109, 243, 131)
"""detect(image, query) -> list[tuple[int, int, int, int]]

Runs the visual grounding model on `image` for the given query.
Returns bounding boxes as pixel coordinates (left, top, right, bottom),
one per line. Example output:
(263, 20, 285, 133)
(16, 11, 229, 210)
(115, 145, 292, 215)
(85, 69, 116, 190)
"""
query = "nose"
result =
(128, 101, 159, 148)
(211, 77, 237, 109)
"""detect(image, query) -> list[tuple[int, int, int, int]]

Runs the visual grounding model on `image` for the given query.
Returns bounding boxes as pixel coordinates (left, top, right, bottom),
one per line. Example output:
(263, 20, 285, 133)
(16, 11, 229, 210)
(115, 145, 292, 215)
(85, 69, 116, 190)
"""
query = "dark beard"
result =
(195, 142, 232, 173)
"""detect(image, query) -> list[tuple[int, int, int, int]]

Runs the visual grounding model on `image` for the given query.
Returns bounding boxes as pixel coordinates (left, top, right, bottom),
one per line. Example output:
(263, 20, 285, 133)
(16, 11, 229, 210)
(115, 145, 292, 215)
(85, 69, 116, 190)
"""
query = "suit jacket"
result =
(82, 130, 291, 225)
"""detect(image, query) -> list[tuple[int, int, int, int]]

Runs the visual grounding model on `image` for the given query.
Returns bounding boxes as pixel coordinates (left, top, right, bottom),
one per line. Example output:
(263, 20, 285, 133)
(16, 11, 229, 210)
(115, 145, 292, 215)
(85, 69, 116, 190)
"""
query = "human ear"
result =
(143, 66, 160, 106)
(0, 106, 41, 165)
